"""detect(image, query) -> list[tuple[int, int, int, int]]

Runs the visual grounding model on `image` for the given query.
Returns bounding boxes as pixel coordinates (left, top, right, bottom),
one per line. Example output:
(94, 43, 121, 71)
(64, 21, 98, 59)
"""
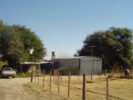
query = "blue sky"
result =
(0, 0, 133, 59)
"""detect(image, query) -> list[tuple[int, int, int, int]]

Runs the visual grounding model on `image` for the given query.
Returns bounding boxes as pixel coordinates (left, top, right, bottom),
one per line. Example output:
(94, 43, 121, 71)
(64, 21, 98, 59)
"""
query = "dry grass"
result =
(24, 75, 133, 100)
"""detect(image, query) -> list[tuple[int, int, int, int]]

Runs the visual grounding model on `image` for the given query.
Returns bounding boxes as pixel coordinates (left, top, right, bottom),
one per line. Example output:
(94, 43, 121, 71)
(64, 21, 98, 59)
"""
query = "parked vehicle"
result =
(1, 67, 16, 78)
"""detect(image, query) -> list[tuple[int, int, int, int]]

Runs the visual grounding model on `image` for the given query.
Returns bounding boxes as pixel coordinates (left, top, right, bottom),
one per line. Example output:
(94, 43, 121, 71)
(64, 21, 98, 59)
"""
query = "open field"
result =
(24, 75, 133, 100)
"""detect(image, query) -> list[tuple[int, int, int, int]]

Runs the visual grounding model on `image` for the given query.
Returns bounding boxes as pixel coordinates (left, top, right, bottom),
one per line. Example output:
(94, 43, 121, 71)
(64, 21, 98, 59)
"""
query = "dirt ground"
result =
(0, 77, 65, 100)
(0, 78, 33, 100)
(0, 76, 133, 100)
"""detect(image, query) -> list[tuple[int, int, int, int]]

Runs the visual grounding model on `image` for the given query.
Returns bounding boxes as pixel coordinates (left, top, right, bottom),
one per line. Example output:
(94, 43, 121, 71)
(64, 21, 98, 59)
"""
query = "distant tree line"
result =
(77, 27, 133, 69)
(0, 20, 46, 67)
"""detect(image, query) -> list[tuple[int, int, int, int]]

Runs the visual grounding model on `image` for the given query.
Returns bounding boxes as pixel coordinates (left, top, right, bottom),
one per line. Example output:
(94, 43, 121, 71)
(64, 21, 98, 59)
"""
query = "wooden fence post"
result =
(82, 74, 86, 100)
(106, 77, 109, 100)
(34, 70, 37, 83)
(50, 72, 52, 92)
(31, 70, 33, 83)
(58, 73, 60, 94)
(38, 71, 39, 85)
(68, 73, 71, 98)
(43, 71, 45, 88)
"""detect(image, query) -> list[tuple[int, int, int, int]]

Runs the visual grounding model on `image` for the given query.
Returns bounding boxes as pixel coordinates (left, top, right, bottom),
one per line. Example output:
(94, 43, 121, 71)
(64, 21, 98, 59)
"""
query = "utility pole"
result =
(51, 51, 55, 76)
(88, 46, 96, 81)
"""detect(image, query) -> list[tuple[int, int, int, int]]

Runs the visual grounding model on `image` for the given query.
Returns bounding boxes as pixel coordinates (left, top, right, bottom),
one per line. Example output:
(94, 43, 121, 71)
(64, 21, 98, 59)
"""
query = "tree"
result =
(0, 22, 23, 67)
(12, 25, 46, 62)
(0, 21, 46, 67)
(77, 27, 133, 69)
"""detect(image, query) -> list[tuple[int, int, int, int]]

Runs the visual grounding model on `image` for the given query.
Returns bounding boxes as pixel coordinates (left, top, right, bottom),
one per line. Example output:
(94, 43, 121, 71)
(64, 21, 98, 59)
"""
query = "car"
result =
(1, 67, 16, 78)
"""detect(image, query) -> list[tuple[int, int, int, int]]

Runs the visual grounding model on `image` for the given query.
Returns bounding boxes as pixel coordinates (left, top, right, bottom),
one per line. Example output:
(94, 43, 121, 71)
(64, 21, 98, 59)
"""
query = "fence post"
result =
(82, 74, 86, 100)
(50, 72, 52, 92)
(58, 73, 60, 94)
(34, 70, 37, 83)
(43, 71, 45, 88)
(38, 70, 39, 85)
(68, 73, 71, 98)
(106, 77, 109, 100)
(31, 70, 33, 83)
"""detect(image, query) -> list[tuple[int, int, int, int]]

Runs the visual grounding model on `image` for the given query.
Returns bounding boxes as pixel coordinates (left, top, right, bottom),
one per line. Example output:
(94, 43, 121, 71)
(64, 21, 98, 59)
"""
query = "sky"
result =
(0, 0, 133, 59)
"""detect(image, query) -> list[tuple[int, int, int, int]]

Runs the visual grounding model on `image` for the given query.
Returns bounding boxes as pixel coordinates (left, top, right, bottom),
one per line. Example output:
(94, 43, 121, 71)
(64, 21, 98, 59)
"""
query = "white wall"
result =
(80, 57, 102, 75)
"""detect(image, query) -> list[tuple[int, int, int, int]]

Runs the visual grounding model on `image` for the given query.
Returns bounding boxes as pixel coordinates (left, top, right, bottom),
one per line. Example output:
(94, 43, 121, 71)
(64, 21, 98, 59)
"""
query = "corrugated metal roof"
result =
(53, 56, 101, 60)
(19, 61, 51, 65)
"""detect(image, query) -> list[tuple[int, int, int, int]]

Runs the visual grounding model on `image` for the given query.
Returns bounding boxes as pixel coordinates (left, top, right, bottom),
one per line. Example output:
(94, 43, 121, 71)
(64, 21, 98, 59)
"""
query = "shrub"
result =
(16, 73, 31, 78)
(59, 67, 80, 75)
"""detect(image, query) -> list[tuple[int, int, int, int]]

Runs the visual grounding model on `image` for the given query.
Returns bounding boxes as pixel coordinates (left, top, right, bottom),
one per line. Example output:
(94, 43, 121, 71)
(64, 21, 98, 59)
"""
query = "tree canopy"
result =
(77, 27, 133, 69)
(0, 20, 46, 67)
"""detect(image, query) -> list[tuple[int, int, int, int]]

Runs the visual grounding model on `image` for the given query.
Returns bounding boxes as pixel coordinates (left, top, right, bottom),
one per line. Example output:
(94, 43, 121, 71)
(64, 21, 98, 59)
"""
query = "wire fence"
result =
(28, 70, 130, 100)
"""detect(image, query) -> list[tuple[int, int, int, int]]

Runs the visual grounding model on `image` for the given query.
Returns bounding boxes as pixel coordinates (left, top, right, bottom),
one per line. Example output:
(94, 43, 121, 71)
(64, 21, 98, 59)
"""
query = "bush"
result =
(59, 67, 80, 75)
(16, 73, 31, 78)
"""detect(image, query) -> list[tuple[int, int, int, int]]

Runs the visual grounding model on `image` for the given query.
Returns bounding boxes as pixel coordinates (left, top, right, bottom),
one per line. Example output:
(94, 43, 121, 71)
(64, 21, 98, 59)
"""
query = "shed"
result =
(53, 56, 102, 75)
(18, 61, 52, 73)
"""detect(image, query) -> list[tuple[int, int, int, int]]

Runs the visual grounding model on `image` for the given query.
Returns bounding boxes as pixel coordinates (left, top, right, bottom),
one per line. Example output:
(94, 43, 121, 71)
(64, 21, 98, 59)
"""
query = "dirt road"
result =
(0, 78, 32, 100)
(0, 78, 65, 100)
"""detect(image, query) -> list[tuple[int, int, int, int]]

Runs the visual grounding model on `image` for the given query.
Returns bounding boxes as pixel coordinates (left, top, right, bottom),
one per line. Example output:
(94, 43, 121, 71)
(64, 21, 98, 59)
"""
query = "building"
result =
(18, 61, 52, 73)
(53, 56, 102, 75)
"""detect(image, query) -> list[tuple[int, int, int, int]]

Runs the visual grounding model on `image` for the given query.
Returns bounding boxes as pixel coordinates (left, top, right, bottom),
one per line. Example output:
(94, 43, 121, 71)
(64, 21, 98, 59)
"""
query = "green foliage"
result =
(16, 73, 31, 78)
(0, 20, 46, 67)
(12, 25, 46, 62)
(0, 61, 6, 68)
(77, 27, 133, 69)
